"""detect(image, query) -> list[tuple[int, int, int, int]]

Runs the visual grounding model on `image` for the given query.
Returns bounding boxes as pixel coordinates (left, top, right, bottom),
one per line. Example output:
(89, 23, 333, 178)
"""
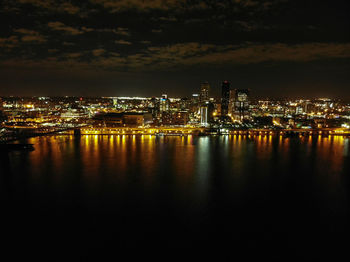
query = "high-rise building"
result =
(229, 89, 235, 115)
(200, 101, 215, 127)
(191, 93, 199, 105)
(221, 81, 230, 116)
(159, 94, 169, 113)
(233, 89, 250, 121)
(190, 93, 200, 114)
(200, 82, 210, 103)
(200, 105, 208, 127)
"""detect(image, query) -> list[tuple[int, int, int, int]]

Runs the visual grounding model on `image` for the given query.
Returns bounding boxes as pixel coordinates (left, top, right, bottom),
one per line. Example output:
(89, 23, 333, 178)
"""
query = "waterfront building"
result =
(123, 112, 152, 127)
(93, 112, 152, 127)
(233, 89, 250, 121)
(190, 93, 200, 114)
(199, 101, 214, 127)
(93, 112, 123, 127)
(159, 94, 170, 113)
(161, 111, 189, 126)
(221, 81, 230, 116)
(200, 105, 208, 127)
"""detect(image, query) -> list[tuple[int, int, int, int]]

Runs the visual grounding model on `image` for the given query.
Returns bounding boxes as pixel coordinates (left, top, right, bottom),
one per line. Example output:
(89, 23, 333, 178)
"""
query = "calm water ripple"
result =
(1, 135, 349, 259)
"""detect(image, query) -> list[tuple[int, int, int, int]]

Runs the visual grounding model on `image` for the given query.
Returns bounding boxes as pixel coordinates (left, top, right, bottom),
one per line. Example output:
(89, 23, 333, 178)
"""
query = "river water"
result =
(1, 135, 349, 259)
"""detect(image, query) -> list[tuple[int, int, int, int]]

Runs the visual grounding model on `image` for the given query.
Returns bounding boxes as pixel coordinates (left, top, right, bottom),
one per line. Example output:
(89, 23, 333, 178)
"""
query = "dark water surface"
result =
(1, 135, 349, 260)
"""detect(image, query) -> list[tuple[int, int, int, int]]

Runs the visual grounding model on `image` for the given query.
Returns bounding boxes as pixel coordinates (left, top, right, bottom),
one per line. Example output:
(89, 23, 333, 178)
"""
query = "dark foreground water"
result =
(1, 135, 349, 260)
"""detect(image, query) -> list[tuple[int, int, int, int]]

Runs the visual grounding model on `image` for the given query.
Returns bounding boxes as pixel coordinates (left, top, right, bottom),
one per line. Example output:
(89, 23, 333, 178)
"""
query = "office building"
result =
(159, 94, 169, 113)
(233, 89, 250, 121)
(200, 105, 208, 127)
(221, 81, 230, 116)
(200, 82, 210, 103)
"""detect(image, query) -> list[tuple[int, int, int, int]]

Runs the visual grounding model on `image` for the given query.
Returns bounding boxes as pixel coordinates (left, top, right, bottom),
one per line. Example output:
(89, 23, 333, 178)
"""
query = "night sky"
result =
(1, 0, 349, 99)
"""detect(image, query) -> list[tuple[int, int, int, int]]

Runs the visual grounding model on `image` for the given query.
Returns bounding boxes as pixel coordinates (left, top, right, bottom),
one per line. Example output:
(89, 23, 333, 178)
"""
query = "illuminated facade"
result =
(200, 105, 208, 127)
(233, 89, 250, 121)
(159, 94, 170, 113)
(1, 93, 349, 134)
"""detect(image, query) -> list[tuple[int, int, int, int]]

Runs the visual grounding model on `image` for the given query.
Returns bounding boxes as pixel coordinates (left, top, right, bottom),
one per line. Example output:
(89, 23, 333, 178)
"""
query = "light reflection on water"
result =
(7, 135, 346, 196)
(4, 135, 348, 195)
(1, 134, 349, 255)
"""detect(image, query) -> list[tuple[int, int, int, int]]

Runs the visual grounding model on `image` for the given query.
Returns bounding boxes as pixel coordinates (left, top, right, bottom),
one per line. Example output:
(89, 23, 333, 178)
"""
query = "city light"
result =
(1, 91, 349, 143)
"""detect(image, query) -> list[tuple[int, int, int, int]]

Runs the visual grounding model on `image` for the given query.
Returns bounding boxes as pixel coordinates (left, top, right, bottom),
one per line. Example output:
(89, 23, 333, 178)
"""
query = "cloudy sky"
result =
(1, 0, 349, 99)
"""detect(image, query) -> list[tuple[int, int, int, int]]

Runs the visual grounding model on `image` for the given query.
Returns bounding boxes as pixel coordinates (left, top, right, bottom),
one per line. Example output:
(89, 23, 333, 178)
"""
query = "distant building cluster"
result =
(1, 83, 350, 136)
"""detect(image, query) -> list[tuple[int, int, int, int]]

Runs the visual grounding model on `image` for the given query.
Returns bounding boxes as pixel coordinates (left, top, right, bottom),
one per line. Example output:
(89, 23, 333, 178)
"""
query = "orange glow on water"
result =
(15, 134, 348, 200)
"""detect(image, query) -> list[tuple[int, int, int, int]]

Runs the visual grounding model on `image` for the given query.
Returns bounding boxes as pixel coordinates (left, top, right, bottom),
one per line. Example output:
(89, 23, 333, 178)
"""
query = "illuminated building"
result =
(200, 82, 210, 103)
(199, 101, 214, 127)
(192, 93, 199, 104)
(190, 93, 200, 114)
(173, 111, 189, 126)
(200, 105, 208, 127)
(93, 112, 152, 127)
(221, 81, 230, 116)
(60, 110, 85, 119)
(123, 113, 151, 127)
(93, 112, 123, 126)
(233, 89, 250, 121)
(159, 94, 170, 113)
(1, 94, 349, 132)
(161, 111, 188, 126)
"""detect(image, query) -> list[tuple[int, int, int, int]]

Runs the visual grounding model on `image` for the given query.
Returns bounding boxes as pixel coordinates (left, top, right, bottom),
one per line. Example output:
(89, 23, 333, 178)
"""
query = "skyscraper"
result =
(191, 93, 199, 105)
(221, 80, 230, 116)
(233, 89, 250, 121)
(200, 82, 210, 104)
(200, 101, 214, 127)
(159, 94, 169, 113)
(200, 105, 208, 127)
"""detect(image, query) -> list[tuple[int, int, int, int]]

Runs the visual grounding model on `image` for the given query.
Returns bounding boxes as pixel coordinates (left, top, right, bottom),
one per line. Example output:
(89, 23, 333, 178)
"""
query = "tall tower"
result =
(200, 82, 210, 104)
(221, 80, 230, 116)
(200, 102, 214, 127)
(159, 94, 169, 114)
(233, 89, 250, 121)
(200, 105, 208, 127)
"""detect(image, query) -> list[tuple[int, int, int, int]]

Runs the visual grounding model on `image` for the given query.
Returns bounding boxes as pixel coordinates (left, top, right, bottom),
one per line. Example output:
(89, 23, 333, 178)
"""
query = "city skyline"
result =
(1, 89, 349, 102)
(1, 0, 349, 98)
(2, 1, 349, 258)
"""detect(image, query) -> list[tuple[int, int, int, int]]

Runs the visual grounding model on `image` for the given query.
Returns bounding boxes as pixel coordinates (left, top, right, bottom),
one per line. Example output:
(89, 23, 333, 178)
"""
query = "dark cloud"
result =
(151, 29, 163, 33)
(92, 48, 105, 56)
(115, 27, 130, 36)
(13, 28, 46, 43)
(0, 36, 19, 48)
(115, 40, 132, 45)
(0, 0, 349, 97)
(2, 42, 349, 71)
(16, 0, 81, 14)
(48, 21, 84, 35)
